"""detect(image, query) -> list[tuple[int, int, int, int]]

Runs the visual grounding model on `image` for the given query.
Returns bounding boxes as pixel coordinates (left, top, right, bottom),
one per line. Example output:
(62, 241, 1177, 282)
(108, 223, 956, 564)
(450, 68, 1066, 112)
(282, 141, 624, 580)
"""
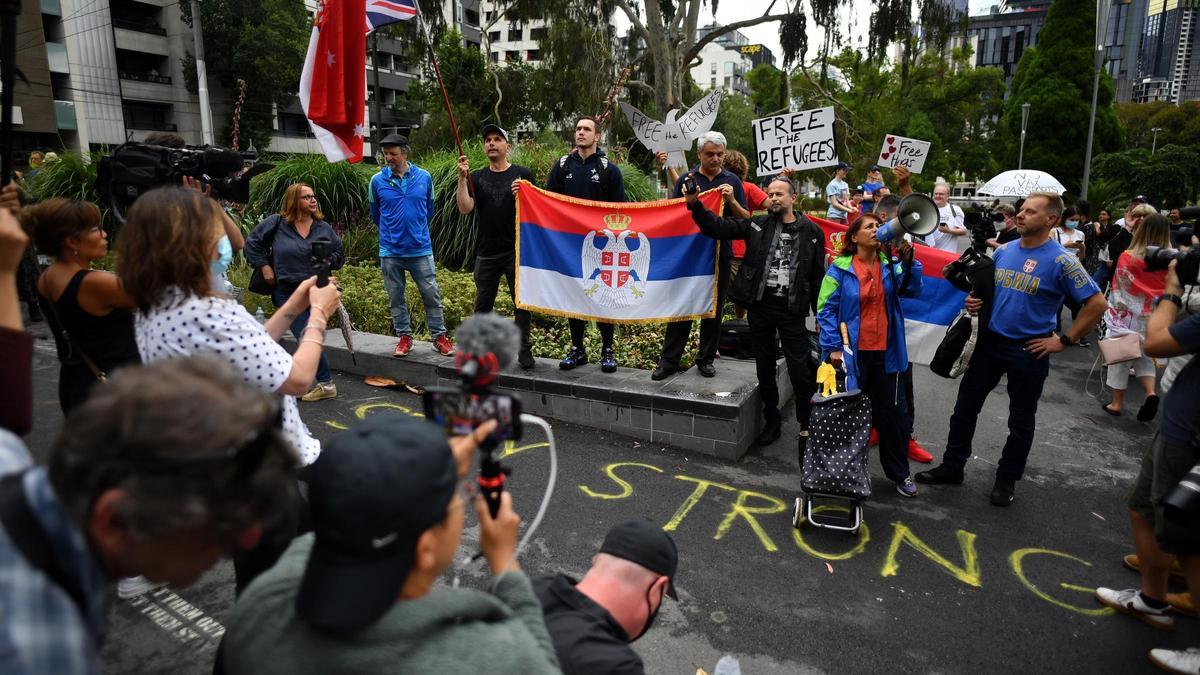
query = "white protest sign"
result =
(876, 134, 931, 173)
(621, 89, 724, 170)
(750, 107, 838, 177)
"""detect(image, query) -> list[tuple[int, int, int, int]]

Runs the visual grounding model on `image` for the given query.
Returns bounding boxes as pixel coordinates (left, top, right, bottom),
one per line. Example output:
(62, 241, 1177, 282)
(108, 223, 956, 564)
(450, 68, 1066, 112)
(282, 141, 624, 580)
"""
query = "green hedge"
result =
(228, 260, 706, 371)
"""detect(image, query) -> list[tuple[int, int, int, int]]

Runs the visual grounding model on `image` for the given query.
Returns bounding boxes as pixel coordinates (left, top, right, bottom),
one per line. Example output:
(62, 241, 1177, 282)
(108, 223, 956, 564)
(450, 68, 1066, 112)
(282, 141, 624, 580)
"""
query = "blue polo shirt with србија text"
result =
(988, 239, 1101, 339)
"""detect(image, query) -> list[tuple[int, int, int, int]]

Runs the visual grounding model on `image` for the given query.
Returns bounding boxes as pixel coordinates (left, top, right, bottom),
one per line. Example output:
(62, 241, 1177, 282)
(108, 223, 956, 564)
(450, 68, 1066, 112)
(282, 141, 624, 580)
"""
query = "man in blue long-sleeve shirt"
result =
(369, 134, 455, 357)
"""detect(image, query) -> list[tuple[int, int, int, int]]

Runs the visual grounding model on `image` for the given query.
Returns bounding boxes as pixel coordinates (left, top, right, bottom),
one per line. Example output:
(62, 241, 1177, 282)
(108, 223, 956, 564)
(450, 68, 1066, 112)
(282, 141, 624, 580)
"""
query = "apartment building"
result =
(1137, 0, 1200, 103)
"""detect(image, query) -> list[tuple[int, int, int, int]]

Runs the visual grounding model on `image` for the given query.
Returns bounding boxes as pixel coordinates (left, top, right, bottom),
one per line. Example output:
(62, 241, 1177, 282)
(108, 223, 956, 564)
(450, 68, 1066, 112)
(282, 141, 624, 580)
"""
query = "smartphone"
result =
(423, 388, 523, 443)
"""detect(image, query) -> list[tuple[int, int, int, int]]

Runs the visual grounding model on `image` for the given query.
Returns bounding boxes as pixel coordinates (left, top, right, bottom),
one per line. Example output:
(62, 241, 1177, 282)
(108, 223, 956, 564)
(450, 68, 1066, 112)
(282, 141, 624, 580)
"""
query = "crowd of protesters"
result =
(3, 120, 1200, 674)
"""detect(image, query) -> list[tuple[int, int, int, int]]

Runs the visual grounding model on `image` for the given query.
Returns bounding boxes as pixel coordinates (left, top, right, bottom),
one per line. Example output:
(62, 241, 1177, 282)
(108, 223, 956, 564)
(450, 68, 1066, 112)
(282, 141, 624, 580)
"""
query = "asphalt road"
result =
(17, 326, 1197, 674)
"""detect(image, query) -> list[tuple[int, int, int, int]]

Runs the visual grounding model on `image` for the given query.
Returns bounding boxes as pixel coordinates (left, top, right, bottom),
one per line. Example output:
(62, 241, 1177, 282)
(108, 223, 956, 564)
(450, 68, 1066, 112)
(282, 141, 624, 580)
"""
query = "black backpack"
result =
(717, 319, 754, 359)
(96, 142, 175, 217)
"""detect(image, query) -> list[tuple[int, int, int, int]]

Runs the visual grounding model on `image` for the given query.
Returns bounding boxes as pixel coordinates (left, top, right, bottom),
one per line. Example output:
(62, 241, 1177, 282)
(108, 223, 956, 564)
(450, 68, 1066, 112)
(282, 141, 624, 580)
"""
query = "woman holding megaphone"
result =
(816, 213, 925, 497)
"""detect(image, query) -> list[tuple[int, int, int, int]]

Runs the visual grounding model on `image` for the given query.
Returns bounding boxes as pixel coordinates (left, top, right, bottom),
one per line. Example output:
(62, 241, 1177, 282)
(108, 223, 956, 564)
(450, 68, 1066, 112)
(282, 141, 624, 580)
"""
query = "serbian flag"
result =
(810, 215, 967, 366)
(300, 0, 367, 163)
(516, 182, 724, 323)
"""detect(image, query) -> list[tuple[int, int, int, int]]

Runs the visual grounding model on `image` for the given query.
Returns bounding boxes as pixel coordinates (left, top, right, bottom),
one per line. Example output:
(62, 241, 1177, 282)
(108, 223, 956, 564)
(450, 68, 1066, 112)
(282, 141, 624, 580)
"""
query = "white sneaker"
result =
(117, 575, 165, 599)
(1095, 587, 1175, 630)
(1149, 647, 1200, 674)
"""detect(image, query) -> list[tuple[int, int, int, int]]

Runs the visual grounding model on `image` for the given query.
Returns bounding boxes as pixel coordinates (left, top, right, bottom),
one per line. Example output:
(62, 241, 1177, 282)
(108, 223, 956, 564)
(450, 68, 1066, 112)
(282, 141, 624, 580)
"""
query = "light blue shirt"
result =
(825, 178, 849, 220)
(369, 164, 435, 258)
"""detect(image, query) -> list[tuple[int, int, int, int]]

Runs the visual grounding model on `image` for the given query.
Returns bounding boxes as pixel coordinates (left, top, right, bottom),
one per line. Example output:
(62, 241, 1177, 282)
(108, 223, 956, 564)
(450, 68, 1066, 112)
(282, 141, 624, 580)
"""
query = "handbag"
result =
(247, 215, 283, 295)
(930, 311, 978, 379)
(1098, 331, 1141, 366)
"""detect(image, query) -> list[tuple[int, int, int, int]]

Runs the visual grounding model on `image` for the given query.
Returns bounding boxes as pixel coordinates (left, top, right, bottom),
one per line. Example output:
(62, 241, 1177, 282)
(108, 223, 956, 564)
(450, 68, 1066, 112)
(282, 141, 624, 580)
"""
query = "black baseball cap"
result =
(1131, 195, 1148, 204)
(379, 133, 409, 148)
(600, 520, 678, 598)
(481, 124, 510, 142)
(296, 414, 457, 632)
(868, 164, 881, 172)
(835, 161, 851, 171)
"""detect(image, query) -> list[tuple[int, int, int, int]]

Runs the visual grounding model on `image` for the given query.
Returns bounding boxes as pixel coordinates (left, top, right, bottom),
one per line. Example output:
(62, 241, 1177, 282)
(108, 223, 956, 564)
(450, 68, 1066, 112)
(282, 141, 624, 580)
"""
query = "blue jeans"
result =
(381, 254, 446, 337)
(1092, 264, 1112, 294)
(272, 286, 332, 386)
(942, 332, 1051, 481)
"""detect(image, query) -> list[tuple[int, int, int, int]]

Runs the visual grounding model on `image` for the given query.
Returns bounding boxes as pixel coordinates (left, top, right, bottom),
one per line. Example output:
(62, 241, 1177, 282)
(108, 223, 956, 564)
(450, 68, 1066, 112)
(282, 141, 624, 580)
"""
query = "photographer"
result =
(223, 414, 561, 675)
(245, 183, 344, 402)
(1094, 259, 1200, 674)
(985, 204, 1018, 250)
(0, 357, 298, 675)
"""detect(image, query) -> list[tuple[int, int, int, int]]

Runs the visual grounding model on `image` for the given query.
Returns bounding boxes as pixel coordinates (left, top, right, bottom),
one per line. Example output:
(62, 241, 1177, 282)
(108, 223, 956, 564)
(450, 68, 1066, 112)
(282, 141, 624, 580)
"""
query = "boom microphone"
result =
(454, 313, 521, 388)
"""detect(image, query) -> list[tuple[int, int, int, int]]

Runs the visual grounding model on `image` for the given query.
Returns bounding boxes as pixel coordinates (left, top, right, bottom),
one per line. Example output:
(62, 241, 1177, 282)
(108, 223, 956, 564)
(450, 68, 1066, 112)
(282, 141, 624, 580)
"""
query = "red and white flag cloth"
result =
(300, 0, 368, 163)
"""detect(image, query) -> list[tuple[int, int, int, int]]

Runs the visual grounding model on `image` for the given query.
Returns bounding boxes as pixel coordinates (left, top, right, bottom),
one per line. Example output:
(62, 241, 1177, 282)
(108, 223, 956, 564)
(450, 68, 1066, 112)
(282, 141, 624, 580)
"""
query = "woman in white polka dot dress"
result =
(116, 186, 341, 468)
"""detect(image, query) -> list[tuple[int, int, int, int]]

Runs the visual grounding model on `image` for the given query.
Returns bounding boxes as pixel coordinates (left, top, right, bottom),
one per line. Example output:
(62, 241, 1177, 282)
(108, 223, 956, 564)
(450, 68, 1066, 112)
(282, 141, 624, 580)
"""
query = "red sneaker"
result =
(868, 428, 879, 446)
(393, 335, 413, 357)
(433, 334, 456, 356)
(907, 438, 933, 463)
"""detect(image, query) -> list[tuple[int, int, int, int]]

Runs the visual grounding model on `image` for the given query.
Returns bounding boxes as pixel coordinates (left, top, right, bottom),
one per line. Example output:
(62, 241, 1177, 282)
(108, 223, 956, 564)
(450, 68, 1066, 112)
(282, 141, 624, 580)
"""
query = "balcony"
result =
(55, 100, 77, 131)
(113, 17, 169, 56)
(112, 16, 166, 35)
(41, 0, 61, 16)
(120, 70, 172, 85)
(120, 70, 173, 100)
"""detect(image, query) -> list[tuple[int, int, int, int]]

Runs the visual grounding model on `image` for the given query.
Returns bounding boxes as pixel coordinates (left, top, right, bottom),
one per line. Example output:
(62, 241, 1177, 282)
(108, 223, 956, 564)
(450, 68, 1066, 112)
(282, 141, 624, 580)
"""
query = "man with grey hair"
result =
(921, 182, 967, 252)
(653, 131, 748, 380)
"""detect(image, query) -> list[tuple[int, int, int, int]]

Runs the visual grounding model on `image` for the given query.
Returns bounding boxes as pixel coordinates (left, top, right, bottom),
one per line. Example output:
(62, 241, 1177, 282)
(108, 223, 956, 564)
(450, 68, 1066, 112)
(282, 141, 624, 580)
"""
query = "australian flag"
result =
(365, 0, 417, 32)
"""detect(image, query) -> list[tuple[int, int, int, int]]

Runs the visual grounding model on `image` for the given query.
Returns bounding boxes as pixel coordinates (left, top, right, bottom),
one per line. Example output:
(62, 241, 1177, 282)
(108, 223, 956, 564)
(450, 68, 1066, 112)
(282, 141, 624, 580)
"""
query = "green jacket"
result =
(224, 534, 562, 675)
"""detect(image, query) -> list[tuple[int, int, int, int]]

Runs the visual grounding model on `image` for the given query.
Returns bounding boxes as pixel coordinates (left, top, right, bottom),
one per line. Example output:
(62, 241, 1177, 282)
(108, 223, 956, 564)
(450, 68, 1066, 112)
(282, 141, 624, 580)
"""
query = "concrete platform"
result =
(303, 330, 794, 461)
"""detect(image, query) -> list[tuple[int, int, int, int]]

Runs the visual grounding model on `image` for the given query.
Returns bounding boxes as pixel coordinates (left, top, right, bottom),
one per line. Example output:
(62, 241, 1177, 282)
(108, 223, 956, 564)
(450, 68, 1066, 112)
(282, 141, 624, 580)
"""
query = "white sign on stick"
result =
(876, 134, 931, 174)
(750, 107, 838, 177)
(620, 89, 724, 170)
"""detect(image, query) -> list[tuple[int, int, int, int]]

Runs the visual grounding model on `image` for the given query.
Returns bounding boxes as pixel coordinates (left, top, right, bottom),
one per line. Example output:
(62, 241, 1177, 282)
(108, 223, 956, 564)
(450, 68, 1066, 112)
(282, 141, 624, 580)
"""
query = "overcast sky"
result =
(615, 0, 995, 69)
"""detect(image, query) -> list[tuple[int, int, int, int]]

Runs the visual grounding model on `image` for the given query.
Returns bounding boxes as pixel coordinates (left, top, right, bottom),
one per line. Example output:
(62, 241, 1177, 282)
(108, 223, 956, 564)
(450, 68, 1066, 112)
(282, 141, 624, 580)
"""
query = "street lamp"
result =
(1151, 126, 1162, 154)
(1081, 0, 1112, 200)
(1019, 102, 1031, 169)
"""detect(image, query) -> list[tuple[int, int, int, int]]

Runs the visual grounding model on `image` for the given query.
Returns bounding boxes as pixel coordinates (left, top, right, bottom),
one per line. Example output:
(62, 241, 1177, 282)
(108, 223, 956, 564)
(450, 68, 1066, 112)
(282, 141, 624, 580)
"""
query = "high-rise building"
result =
(18, 0, 475, 160)
(689, 24, 764, 96)
(1138, 0, 1200, 103)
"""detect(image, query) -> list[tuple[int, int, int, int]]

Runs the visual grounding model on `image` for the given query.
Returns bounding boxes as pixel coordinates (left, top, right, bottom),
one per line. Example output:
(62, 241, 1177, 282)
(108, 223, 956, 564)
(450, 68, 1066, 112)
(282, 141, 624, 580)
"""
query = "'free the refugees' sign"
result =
(621, 89, 724, 170)
(750, 107, 838, 177)
(876, 134, 931, 174)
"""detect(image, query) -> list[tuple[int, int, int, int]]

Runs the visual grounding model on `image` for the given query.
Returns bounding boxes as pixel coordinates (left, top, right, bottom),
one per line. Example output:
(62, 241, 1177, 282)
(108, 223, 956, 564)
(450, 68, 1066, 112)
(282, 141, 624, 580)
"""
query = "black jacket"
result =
(533, 574, 644, 675)
(688, 200, 826, 316)
(545, 148, 626, 202)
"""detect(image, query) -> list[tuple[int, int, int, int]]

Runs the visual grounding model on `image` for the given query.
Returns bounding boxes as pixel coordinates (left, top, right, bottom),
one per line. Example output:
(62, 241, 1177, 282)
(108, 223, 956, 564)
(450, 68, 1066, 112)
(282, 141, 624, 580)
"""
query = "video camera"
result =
(96, 141, 274, 221)
(1144, 246, 1200, 286)
(423, 313, 523, 517)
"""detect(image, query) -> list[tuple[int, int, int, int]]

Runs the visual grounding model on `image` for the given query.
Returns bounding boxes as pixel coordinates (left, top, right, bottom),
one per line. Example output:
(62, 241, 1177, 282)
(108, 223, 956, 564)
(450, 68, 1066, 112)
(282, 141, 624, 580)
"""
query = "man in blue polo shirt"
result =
(652, 131, 748, 380)
(370, 134, 455, 358)
(916, 192, 1107, 506)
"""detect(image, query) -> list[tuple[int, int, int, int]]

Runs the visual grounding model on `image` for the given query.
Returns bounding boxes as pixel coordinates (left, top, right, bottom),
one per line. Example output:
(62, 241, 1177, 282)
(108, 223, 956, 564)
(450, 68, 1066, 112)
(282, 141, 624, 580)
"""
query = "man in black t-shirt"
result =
(456, 124, 535, 368)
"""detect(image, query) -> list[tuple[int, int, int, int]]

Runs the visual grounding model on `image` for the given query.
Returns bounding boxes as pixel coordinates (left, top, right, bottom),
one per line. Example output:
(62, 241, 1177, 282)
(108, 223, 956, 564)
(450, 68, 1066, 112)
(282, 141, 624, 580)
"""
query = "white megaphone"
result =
(875, 193, 939, 244)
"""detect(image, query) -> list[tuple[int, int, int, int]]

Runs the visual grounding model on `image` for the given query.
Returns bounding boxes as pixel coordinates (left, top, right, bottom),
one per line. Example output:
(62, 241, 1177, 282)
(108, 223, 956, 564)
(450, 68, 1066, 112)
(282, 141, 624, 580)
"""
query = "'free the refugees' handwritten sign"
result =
(876, 134, 931, 174)
(751, 107, 838, 177)
(621, 89, 724, 170)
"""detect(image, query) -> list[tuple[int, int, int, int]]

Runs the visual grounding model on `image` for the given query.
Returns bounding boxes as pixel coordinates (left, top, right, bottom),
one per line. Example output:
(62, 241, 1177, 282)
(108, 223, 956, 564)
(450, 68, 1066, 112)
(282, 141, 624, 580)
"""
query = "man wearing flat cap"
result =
(534, 520, 678, 674)
(222, 415, 560, 674)
(370, 133, 456, 359)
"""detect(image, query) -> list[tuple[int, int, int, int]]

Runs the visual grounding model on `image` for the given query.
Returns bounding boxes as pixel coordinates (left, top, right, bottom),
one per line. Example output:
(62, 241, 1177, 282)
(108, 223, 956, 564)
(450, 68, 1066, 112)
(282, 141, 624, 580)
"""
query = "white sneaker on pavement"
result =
(1095, 587, 1175, 630)
(117, 575, 165, 599)
(1149, 647, 1200, 674)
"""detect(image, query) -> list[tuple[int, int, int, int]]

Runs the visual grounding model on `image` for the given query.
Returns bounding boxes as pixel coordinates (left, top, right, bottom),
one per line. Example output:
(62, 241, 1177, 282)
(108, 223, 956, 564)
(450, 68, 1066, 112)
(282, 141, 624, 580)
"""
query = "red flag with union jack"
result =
(300, 0, 368, 162)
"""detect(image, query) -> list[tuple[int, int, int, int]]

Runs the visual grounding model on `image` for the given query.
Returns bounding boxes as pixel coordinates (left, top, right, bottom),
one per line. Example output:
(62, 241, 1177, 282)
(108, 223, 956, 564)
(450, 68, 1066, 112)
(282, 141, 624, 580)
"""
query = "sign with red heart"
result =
(876, 133, 931, 174)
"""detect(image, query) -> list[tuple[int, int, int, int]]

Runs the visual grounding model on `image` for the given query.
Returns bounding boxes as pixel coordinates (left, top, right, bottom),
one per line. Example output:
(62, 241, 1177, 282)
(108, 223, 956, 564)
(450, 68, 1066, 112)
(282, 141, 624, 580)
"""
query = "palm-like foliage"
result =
(247, 154, 375, 231)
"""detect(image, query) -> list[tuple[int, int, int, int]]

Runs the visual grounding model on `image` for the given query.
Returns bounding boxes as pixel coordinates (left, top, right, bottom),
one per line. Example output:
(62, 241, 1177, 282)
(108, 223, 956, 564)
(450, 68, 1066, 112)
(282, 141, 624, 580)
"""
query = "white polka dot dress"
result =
(135, 288, 321, 465)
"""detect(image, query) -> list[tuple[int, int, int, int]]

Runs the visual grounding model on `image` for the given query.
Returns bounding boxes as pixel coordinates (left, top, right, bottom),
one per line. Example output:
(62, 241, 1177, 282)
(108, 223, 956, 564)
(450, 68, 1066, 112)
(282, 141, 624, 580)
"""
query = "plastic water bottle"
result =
(255, 306, 266, 324)
(714, 655, 741, 675)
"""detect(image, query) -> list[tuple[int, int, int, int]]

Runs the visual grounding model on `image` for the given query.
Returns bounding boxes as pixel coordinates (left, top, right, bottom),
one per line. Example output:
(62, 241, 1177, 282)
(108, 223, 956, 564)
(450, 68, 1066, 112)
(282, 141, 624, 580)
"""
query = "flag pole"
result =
(413, 6, 465, 160)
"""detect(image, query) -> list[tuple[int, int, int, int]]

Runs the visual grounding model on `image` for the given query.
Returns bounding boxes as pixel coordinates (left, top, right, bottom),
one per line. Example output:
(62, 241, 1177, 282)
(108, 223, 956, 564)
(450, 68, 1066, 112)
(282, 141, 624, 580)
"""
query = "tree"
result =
(1114, 100, 1200, 151)
(746, 64, 786, 115)
(408, 30, 493, 152)
(1091, 145, 1200, 208)
(1000, 0, 1122, 194)
(181, 0, 310, 150)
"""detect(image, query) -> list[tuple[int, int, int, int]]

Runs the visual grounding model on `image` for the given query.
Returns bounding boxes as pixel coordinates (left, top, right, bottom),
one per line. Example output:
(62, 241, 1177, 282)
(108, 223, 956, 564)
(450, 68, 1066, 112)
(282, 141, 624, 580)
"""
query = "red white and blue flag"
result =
(811, 215, 966, 366)
(300, 0, 368, 162)
(366, 0, 417, 32)
(516, 182, 724, 323)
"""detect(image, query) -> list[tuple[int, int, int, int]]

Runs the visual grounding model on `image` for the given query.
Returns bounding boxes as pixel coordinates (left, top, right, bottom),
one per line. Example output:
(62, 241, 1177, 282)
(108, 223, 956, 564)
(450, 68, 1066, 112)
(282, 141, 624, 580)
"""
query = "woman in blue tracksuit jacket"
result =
(816, 212, 924, 497)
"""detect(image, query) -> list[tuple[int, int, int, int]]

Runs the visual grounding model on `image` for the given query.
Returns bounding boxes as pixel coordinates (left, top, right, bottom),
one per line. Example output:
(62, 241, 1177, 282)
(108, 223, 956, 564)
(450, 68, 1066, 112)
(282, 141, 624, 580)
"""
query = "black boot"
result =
(990, 478, 1016, 507)
(914, 464, 965, 485)
(755, 411, 782, 446)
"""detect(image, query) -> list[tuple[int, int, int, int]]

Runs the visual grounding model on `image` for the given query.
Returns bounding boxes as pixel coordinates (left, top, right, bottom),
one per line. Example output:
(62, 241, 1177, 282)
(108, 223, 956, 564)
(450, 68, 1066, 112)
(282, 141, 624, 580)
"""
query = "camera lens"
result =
(1163, 463, 1200, 524)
